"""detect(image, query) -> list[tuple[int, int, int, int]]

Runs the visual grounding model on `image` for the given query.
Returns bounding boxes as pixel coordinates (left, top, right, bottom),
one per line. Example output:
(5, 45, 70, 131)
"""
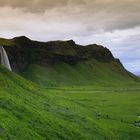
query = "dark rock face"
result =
(2, 36, 115, 73)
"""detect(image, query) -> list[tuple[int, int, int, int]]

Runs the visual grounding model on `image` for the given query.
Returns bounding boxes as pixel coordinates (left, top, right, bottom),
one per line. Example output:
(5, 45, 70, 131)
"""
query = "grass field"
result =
(0, 59, 140, 139)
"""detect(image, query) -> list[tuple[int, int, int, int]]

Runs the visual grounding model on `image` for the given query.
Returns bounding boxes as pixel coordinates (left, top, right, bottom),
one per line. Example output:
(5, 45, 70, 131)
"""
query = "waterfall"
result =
(0, 46, 12, 71)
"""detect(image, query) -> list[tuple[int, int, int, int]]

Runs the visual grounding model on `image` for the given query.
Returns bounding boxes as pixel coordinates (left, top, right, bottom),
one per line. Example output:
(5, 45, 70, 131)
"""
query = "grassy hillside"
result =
(0, 36, 140, 139)
(0, 66, 140, 140)
(22, 59, 139, 87)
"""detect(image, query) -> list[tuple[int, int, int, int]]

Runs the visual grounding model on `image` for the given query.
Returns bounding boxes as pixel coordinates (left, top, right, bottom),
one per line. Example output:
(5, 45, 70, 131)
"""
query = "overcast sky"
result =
(0, 0, 140, 75)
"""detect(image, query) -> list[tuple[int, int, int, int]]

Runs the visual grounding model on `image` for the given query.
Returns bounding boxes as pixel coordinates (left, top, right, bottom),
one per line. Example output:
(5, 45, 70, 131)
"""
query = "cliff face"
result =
(1, 36, 115, 73)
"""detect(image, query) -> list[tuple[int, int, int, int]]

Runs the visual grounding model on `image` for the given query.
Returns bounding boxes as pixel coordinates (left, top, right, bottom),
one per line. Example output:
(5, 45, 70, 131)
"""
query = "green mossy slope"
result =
(0, 66, 140, 140)
(22, 60, 139, 87)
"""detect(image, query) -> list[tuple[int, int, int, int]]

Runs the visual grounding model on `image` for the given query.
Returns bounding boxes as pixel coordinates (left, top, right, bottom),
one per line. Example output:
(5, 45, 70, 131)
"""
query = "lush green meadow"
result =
(0, 60, 140, 139)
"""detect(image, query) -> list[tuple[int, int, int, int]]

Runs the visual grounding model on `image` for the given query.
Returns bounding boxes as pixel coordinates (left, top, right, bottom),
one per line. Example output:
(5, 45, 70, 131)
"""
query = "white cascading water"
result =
(0, 46, 12, 71)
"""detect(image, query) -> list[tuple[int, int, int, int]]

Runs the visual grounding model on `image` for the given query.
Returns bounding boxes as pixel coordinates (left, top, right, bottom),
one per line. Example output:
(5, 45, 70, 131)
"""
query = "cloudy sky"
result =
(0, 0, 140, 75)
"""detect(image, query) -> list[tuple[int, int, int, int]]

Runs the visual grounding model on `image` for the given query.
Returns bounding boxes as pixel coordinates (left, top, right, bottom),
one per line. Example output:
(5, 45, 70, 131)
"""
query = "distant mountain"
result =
(0, 36, 139, 86)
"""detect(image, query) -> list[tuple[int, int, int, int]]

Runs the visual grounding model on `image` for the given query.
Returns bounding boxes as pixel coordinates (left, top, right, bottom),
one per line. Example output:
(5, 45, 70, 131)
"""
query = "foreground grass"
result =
(0, 86, 140, 139)
(0, 66, 140, 139)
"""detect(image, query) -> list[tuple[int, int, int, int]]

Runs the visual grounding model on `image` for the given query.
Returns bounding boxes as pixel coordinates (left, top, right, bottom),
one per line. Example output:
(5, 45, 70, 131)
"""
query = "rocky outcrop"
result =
(1, 36, 115, 73)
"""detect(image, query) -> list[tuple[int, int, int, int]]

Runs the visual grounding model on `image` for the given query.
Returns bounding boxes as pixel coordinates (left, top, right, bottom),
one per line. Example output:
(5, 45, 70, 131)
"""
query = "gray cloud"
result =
(0, 0, 140, 31)
(0, 0, 68, 12)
